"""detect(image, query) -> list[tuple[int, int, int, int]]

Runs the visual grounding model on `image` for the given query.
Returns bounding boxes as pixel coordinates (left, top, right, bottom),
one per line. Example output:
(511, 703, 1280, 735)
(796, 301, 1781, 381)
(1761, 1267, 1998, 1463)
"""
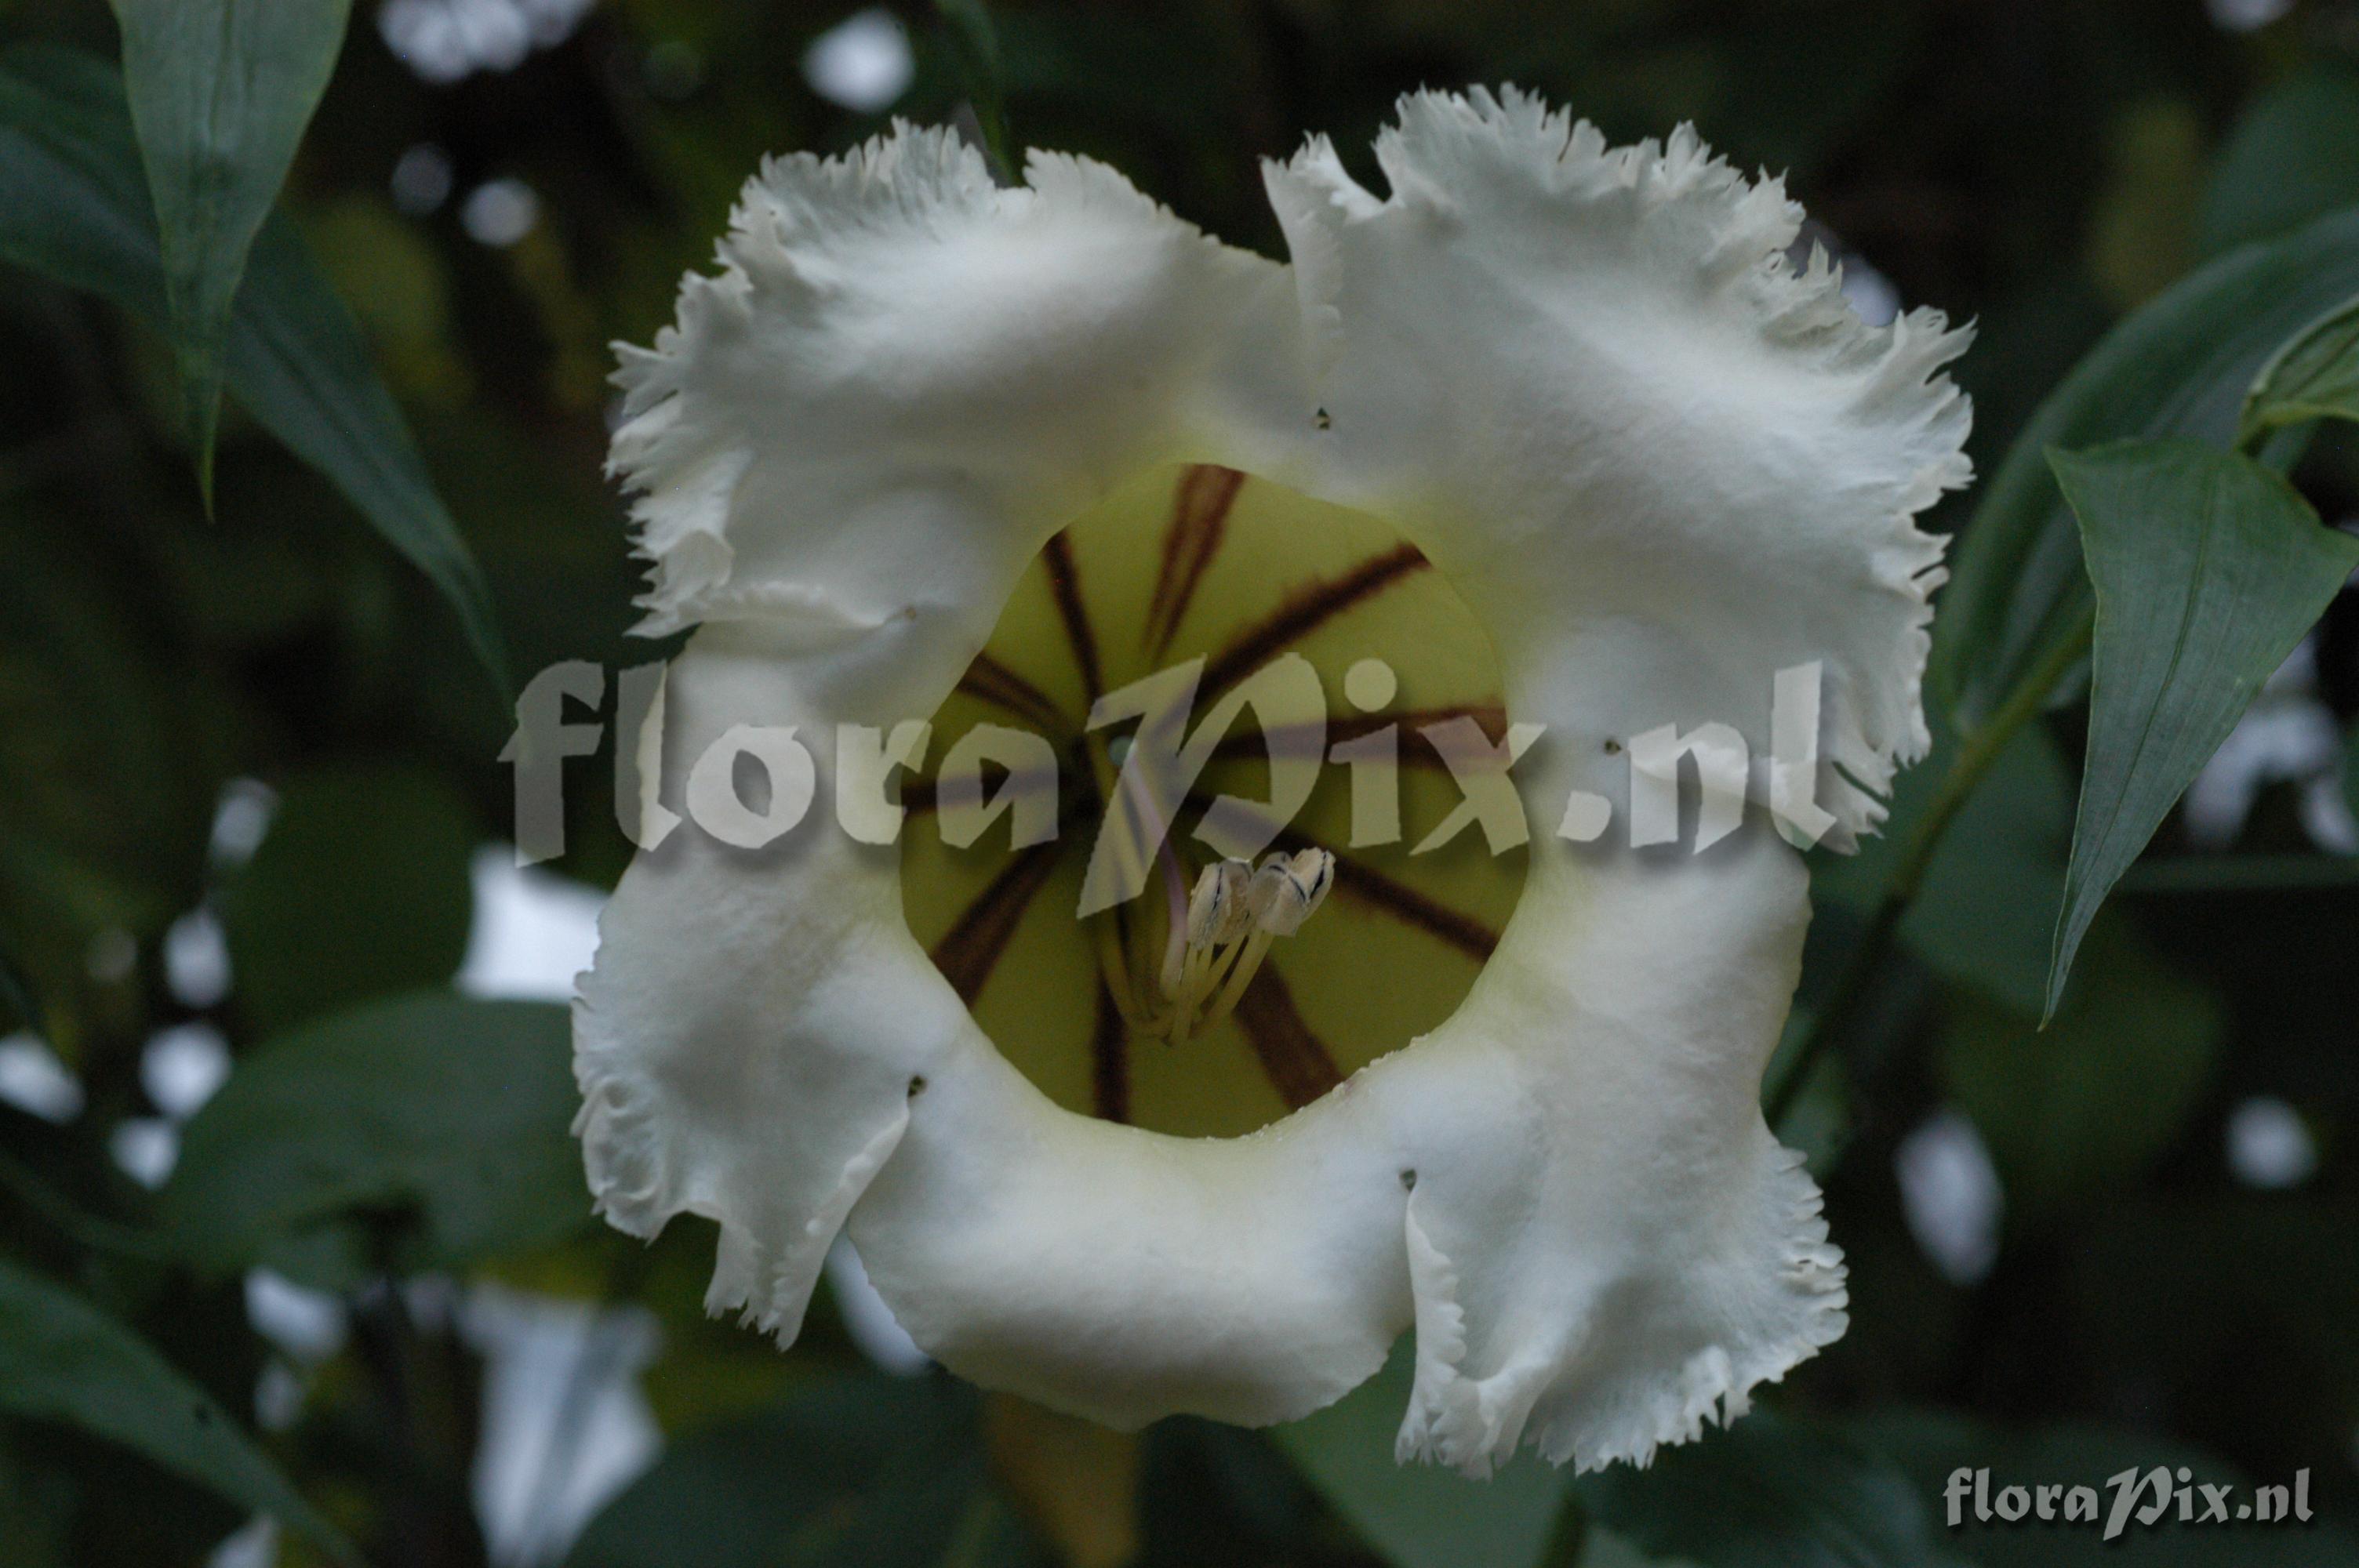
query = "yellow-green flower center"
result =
(898, 465, 1526, 1138)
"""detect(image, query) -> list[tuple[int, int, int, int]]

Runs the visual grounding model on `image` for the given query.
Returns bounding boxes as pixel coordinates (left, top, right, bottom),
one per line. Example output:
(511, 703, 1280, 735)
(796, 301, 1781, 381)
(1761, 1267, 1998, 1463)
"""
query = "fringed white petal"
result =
(1210, 89, 1917, 1472)
(606, 123, 1306, 638)
(1259, 87, 1972, 845)
(580, 91, 1961, 1481)
(572, 626, 969, 1347)
(578, 125, 1324, 1371)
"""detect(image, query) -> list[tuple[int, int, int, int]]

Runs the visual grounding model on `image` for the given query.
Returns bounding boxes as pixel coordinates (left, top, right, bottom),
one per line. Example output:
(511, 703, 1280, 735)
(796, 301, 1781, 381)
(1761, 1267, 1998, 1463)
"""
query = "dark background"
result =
(3, 2, 2358, 1565)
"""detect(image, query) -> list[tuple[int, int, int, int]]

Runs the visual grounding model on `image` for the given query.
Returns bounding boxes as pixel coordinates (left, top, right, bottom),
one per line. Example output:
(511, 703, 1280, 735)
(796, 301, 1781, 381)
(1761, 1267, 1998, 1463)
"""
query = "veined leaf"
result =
(2045, 439, 2359, 1014)
(109, 0, 353, 501)
(1934, 205, 2359, 728)
(2241, 295, 2359, 441)
(162, 993, 587, 1283)
(0, 45, 508, 696)
(0, 1258, 357, 1563)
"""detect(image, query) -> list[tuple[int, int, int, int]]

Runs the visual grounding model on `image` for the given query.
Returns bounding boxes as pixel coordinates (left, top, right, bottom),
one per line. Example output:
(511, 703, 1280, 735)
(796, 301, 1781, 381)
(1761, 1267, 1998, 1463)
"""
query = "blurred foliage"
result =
(2, 1, 2359, 1566)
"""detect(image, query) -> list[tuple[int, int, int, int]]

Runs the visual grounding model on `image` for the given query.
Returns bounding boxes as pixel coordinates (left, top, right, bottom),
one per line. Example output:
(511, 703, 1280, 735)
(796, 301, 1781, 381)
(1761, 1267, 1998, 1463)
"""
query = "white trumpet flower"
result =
(574, 87, 1972, 1476)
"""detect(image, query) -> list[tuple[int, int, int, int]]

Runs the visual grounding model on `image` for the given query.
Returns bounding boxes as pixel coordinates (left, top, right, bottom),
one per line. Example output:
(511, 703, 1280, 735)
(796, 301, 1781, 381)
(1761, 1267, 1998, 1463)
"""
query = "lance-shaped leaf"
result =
(0, 45, 508, 696)
(2241, 295, 2359, 441)
(109, 0, 352, 502)
(1935, 205, 2359, 728)
(2045, 438, 2359, 1016)
(0, 1259, 358, 1563)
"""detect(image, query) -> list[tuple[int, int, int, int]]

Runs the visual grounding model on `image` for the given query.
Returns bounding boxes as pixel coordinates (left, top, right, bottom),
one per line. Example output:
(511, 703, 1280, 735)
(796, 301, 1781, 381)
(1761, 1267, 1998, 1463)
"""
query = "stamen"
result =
(1078, 724, 1336, 1046)
(1153, 848, 1336, 1043)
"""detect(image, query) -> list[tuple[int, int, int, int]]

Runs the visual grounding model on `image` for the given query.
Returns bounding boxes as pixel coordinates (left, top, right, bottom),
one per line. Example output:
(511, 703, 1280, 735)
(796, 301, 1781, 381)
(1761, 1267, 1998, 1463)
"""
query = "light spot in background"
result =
(393, 141, 457, 216)
(85, 926, 137, 985)
(255, 1359, 308, 1432)
(165, 907, 232, 1008)
(0, 1033, 84, 1123)
(464, 1283, 661, 1567)
(2185, 638, 2358, 852)
(2208, 0, 2295, 31)
(142, 1022, 231, 1120)
(248, 1269, 350, 1362)
(2226, 1095, 2318, 1189)
(1787, 227, 1900, 328)
(378, 0, 595, 86)
(211, 779, 278, 867)
(1896, 1109, 2004, 1286)
(209, 1515, 278, 1568)
(802, 8, 914, 114)
(463, 178, 543, 247)
(110, 1116, 179, 1189)
(1838, 256, 1902, 328)
(826, 1237, 931, 1376)
(643, 39, 703, 102)
(460, 848, 605, 1001)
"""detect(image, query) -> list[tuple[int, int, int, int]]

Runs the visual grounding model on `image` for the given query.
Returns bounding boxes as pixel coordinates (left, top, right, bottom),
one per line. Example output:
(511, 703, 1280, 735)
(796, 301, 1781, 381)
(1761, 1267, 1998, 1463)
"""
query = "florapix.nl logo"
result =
(497, 652, 1852, 884)
(1946, 1463, 2314, 1544)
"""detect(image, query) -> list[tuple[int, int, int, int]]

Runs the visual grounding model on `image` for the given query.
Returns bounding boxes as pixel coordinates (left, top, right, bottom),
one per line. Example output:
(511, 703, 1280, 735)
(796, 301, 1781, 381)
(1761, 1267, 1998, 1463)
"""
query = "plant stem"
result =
(1764, 610, 2095, 1128)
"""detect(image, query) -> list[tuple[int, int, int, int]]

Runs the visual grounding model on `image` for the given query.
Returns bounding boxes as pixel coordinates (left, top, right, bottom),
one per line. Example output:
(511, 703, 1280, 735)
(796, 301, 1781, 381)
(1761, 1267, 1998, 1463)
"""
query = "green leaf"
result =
(1933, 205, 2359, 728)
(216, 763, 476, 1035)
(568, 1375, 1030, 1568)
(0, 1258, 357, 1564)
(108, 0, 353, 503)
(935, 0, 1015, 181)
(1899, 722, 2074, 1015)
(1274, 1341, 1572, 1568)
(1575, 1410, 1957, 1568)
(2045, 439, 2359, 1014)
(2197, 64, 2359, 259)
(161, 993, 588, 1283)
(2241, 296, 2359, 441)
(0, 45, 509, 697)
(1943, 920, 2220, 1225)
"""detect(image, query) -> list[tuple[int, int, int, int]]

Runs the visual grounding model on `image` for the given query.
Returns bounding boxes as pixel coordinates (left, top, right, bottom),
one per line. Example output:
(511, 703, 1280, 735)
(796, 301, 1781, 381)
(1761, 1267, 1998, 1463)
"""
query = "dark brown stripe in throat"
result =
(1199, 543, 1429, 700)
(1231, 964, 1345, 1109)
(956, 651, 1067, 735)
(1145, 465, 1246, 660)
(1089, 982, 1130, 1123)
(929, 844, 1060, 1004)
(1329, 855, 1499, 963)
(1040, 530, 1103, 702)
(1207, 705, 1511, 770)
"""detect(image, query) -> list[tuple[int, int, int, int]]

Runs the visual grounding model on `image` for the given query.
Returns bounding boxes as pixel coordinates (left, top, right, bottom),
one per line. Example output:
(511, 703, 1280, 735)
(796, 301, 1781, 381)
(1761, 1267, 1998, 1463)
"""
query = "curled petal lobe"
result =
(576, 93, 1966, 1478)
(607, 127, 1307, 640)
(1264, 89, 1971, 844)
